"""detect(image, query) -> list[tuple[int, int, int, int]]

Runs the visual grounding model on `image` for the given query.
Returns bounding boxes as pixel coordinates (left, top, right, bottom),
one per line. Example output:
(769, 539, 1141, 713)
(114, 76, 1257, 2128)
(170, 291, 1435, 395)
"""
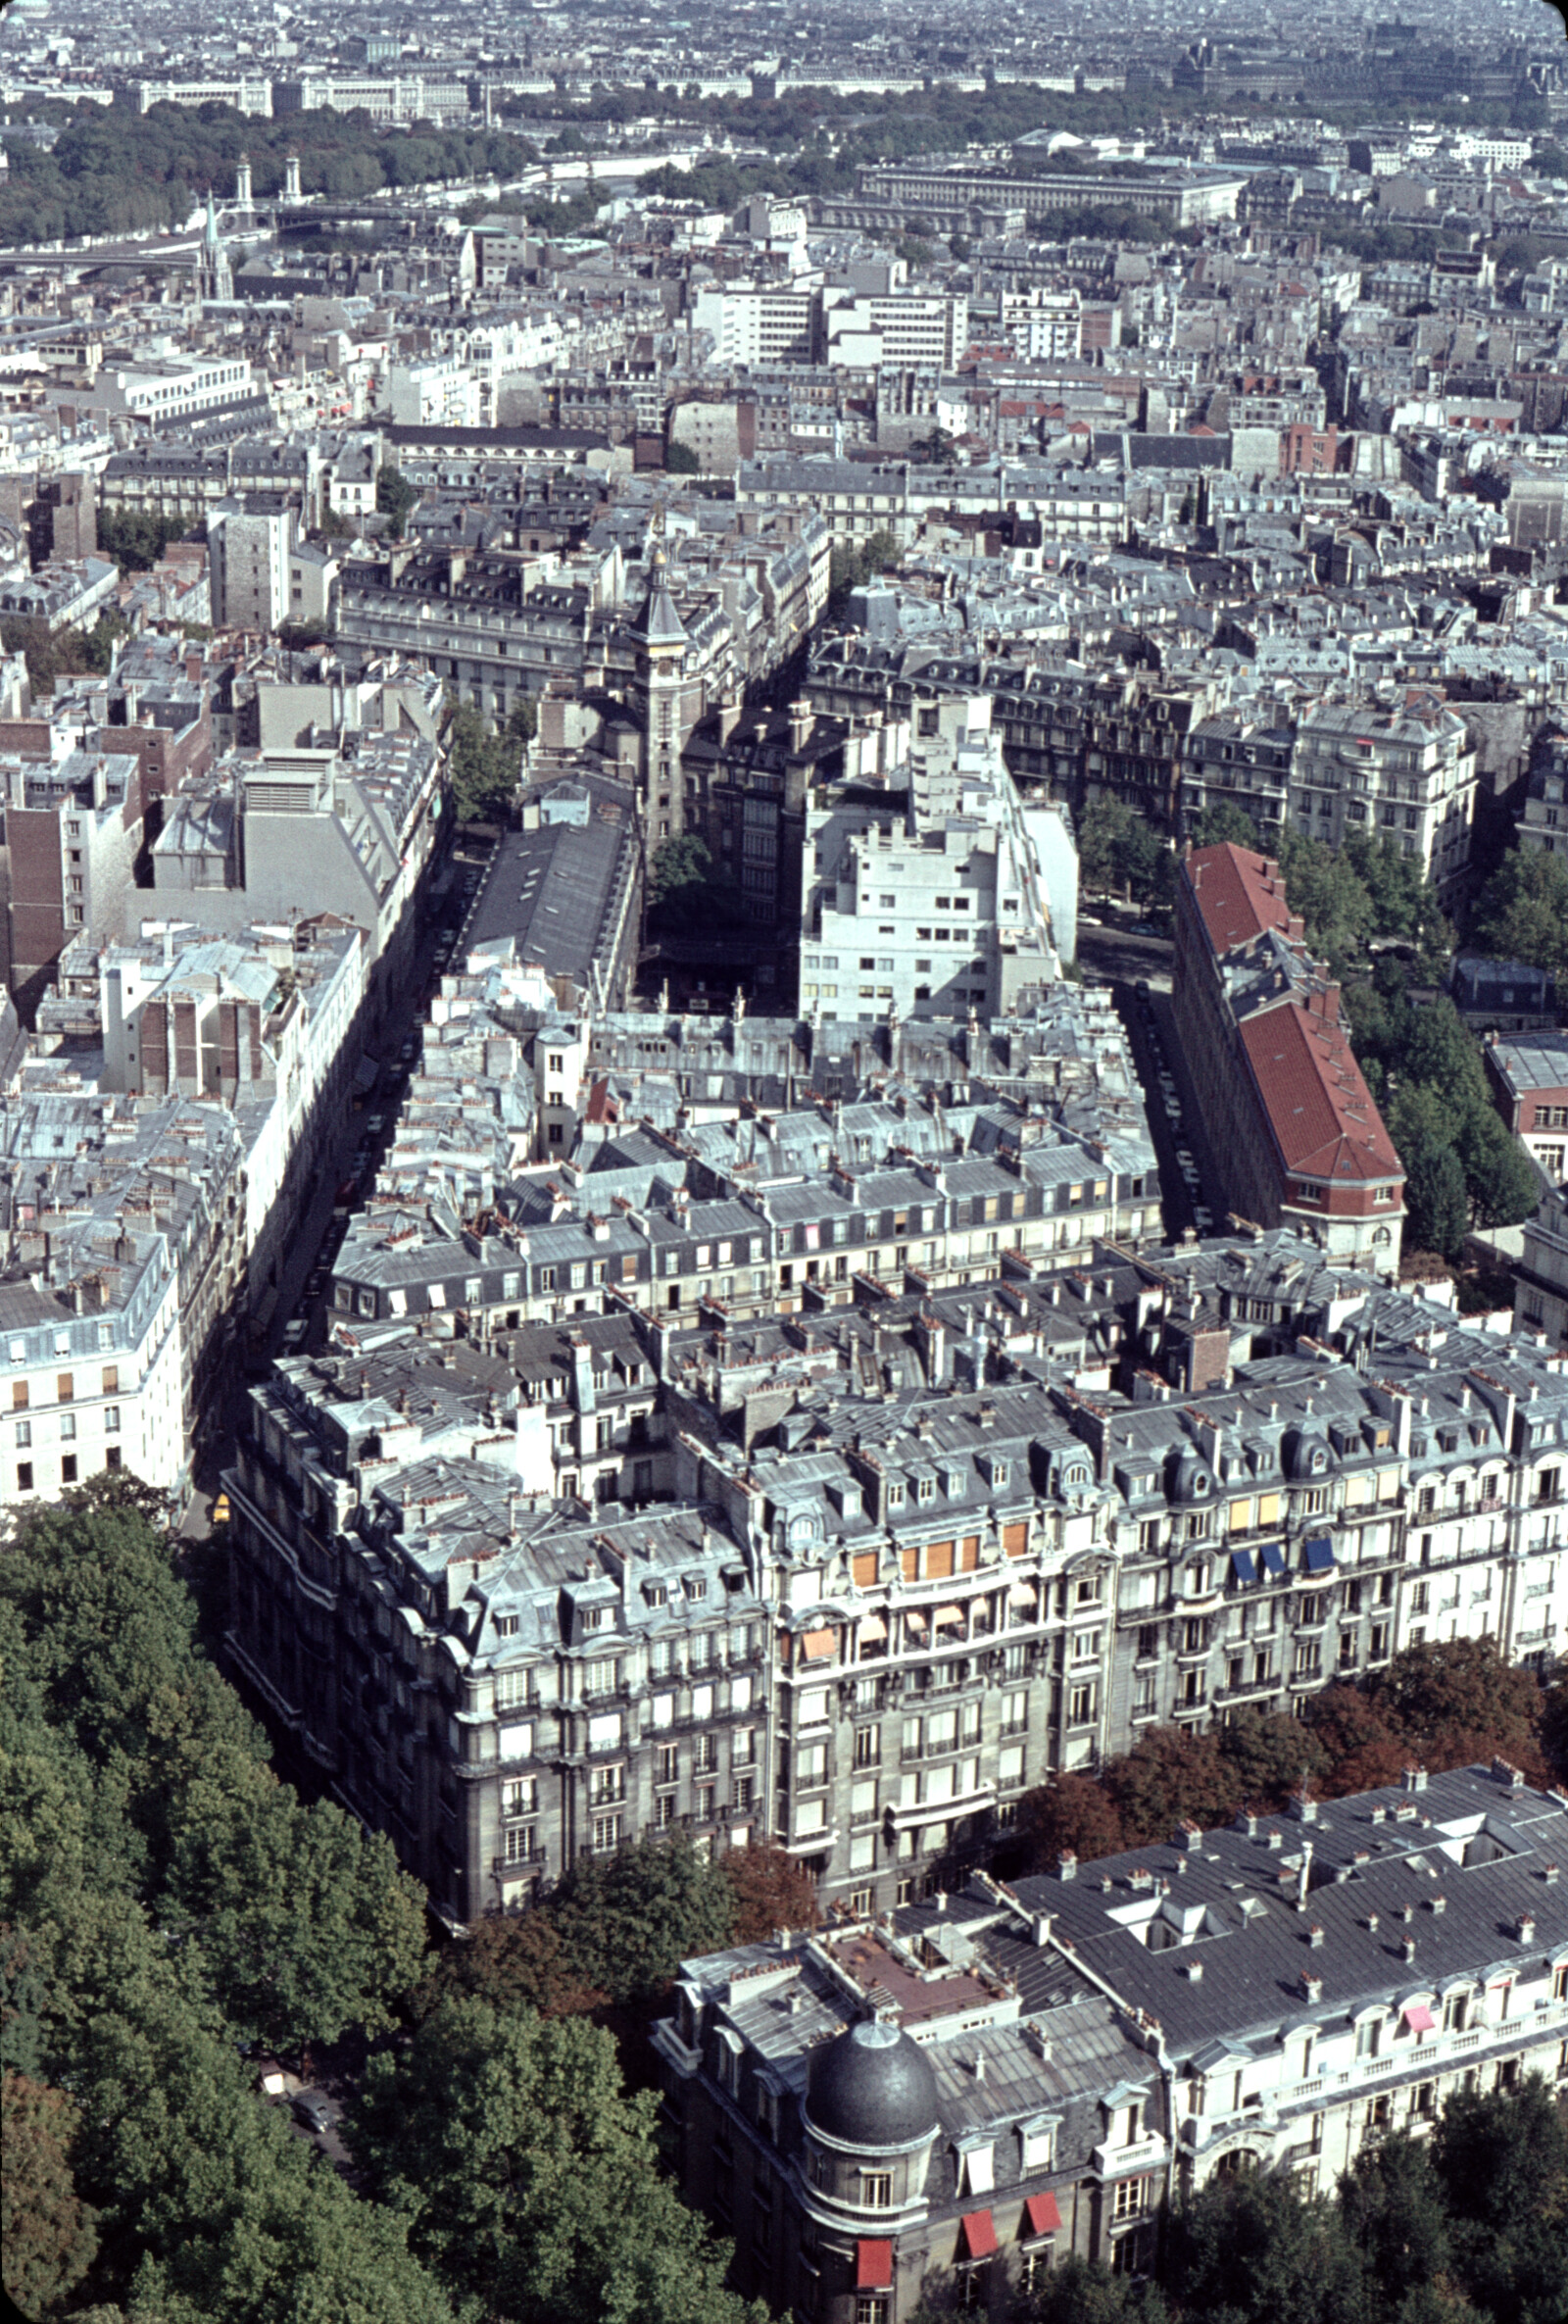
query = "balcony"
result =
(883, 1777, 996, 1832)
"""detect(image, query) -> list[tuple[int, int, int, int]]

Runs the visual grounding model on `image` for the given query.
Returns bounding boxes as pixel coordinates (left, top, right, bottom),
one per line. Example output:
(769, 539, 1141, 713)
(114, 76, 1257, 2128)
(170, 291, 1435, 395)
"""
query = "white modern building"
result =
(803, 695, 1060, 1021)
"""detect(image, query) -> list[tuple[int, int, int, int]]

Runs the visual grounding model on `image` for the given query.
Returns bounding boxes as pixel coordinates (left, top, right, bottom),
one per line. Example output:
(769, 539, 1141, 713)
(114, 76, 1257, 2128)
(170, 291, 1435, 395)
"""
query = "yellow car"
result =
(211, 1492, 231, 1526)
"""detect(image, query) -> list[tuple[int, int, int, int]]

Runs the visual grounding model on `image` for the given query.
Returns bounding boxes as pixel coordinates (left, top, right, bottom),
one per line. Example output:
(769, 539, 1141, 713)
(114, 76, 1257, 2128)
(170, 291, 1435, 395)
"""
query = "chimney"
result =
(1402, 1764, 1428, 1794)
(1401, 1935, 1417, 1963)
(1297, 1839, 1314, 1909)
(1287, 1789, 1318, 1822)
(1055, 1851, 1078, 1883)
(1517, 1913, 1536, 1944)
(1307, 1923, 1325, 1949)
(1031, 1911, 1053, 1948)
(1183, 1958, 1203, 1982)
(973, 2052, 986, 2081)
(1300, 1971, 1323, 2003)
(934, 1890, 948, 1914)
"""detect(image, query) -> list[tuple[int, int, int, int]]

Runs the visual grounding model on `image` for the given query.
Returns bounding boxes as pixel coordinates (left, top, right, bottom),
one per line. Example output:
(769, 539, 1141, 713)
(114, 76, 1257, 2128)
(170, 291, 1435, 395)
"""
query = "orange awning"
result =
(958, 2210, 998, 2260)
(802, 1628, 836, 1660)
(932, 1604, 964, 1629)
(858, 1612, 887, 1644)
(1023, 2192, 1061, 2239)
(857, 2240, 893, 2290)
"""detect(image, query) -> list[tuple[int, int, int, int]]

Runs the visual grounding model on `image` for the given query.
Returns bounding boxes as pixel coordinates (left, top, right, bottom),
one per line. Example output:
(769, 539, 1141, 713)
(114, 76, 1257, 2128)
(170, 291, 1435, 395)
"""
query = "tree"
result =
(647, 834, 747, 934)
(97, 506, 190, 571)
(413, 1908, 609, 2024)
(1467, 847, 1568, 984)
(1338, 2130, 1451, 2313)
(1302, 1685, 1409, 1797)
(1077, 798, 1169, 905)
(545, 1833, 740, 2007)
(1403, 1138, 1470, 1264)
(1014, 2252, 1170, 2324)
(723, 1842, 820, 1944)
(1102, 1725, 1243, 1846)
(1278, 831, 1377, 971)
(1, 2072, 99, 2317)
(1369, 1637, 1547, 1782)
(446, 702, 521, 823)
(348, 1998, 768, 2324)
(1014, 1773, 1128, 1871)
(164, 1776, 429, 2052)
(1165, 2163, 1368, 2324)
(1215, 1706, 1329, 1811)
(375, 464, 419, 540)
(1430, 2078, 1568, 2324)
(1193, 801, 1264, 851)
(663, 438, 701, 473)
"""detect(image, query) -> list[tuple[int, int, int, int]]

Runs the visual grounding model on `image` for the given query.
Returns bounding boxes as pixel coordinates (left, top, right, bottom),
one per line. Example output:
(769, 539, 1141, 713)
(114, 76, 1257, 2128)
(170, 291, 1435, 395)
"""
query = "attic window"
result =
(685, 1576, 708, 1602)
(495, 1614, 519, 1637)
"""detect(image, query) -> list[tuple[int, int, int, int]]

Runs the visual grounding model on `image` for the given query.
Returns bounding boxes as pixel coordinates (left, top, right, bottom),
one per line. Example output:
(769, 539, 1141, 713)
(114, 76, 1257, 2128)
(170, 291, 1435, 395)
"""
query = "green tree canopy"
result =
(375, 464, 419, 540)
(1, 2072, 99, 2318)
(348, 1997, 768, 2324)
(1165, 2163, 1369, 2324)
(1467, 847, 1568, 984)
(445, 701, 524, 823)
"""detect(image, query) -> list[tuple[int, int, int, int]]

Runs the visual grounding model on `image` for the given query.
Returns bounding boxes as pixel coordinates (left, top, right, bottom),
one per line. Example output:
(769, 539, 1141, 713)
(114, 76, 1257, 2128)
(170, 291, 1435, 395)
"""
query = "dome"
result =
(1283, 1425, 1330, 1482)
(805, 2018, 942, 2151)
(1165, 1442, 1214, 1504)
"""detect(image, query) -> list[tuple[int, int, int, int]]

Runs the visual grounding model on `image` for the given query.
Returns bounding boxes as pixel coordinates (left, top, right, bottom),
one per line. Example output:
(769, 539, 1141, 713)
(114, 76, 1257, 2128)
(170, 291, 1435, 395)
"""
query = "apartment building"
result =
(1290, 699, 1477, 905)
(1516, 729, 1567, 860)
(95, 357, 257, 423)
(206, 497, 294, 634)
(691, 286, 818, 369)
(738, 459, 912, 548)
(0, 744, 143, 1021)
(1180, 710, 1296, 845)
(803, 697, 1058, 1021)
(0, 1086, 248, 1508)
(1173, 843, 1405, 1274)
(855, 164, 1244, 226)
(820, 290, 970, 371)
(238, 1193, 1568, 1930)
(656, 1765, 1568, 2323)
(1483, 1031, 1568, 1185)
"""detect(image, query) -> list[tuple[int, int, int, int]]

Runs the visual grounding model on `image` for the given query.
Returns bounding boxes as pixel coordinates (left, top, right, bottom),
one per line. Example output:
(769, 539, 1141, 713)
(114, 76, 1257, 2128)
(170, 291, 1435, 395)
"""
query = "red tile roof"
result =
(1184, 842, 1298, 958)
(1240, 1000, 1403, 1183)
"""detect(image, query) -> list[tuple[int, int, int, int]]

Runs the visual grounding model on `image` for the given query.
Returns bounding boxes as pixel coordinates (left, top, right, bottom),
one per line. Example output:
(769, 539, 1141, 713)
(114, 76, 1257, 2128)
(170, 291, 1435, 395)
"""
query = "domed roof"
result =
(1283, 1424, 1330, 1481)
(805, 2018, 941, 2151)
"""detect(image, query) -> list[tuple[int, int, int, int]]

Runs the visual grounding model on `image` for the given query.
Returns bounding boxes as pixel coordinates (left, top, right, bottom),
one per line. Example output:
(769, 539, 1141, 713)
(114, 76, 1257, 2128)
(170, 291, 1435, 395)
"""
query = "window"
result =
(61, 1456, 76, 1483)
(1113, 2178, 1148, 2221)
(12, 1382, 26, 1412)
(17, 1462, 32, 1491)
(857, 2302, 889, 2324)
(101, 1365, 118, 1395)
(591, 1812, 623, 1853)
(860, 2171, 893, 2209)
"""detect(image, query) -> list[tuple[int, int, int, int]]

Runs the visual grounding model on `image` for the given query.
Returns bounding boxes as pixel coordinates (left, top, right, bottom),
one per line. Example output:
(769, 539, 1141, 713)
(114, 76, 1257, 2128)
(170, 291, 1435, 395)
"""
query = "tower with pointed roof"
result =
(628, 538, 691, 845)
(199, 190, 231, 303)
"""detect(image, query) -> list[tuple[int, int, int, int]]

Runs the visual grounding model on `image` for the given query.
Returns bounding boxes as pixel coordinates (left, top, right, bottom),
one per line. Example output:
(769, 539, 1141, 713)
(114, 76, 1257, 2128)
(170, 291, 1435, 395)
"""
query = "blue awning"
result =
(1258, 1541, 1287, 1578)
(1230, 1548, 1258, 1585)
(1303, 1536, 1336, 1575)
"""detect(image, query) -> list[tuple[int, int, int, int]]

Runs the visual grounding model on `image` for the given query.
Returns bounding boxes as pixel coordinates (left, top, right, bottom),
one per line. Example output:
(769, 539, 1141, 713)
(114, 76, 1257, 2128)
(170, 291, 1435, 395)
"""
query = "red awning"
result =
(857, 2241, 893, 2291)
(1402, 2003, 1436, 2033)
(958, 2210, 998, 2260)
(1023, 2192, 1062, 2239)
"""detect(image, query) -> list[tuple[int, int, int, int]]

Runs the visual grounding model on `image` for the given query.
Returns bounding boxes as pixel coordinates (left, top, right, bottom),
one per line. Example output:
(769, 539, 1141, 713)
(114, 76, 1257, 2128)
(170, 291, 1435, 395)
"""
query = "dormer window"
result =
(886, 1479, 906, 1509)
(685, 1576, 708, 1602)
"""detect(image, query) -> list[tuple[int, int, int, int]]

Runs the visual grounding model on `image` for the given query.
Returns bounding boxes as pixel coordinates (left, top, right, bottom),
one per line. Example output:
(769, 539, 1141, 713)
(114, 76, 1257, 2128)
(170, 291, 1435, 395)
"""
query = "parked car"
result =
(282, 1318, 308, 1352)
(366, 1113, 385, 1136)
(292, 2092, 334, 2137)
